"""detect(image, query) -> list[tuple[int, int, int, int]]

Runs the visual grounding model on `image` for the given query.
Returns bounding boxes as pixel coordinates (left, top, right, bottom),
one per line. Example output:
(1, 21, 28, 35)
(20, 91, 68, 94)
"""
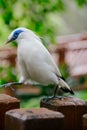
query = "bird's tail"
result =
(58, 78, 74, 95)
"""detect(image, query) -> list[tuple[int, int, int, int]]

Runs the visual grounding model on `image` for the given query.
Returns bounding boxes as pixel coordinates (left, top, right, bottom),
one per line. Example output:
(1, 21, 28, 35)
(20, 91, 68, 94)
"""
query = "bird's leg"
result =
(0, 82, 23, 91)
(46, 85, 60, 102)
(53, 85, 58, 98)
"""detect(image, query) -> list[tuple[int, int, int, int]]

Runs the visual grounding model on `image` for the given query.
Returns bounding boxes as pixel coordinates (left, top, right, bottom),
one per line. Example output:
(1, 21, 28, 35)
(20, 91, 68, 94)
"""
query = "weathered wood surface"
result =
(83, 114, 87, 130)
(40, 96, 87, 130)
(0, 94, 20, 130)
(5, 108, 64, 130)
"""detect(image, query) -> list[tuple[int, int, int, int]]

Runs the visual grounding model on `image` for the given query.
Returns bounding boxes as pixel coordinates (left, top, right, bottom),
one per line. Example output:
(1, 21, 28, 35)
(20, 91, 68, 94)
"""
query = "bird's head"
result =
(6, 27, 28, 44)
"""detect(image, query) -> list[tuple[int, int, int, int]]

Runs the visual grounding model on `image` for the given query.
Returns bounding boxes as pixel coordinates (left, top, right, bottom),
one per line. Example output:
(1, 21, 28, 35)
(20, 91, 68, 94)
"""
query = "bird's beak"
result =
(5, 38, 13, 44)
(5, 40, 10, 44)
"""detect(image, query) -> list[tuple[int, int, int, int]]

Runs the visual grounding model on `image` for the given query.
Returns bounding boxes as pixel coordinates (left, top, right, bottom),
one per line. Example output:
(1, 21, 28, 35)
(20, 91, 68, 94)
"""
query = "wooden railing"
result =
(50, 32, 87, 77)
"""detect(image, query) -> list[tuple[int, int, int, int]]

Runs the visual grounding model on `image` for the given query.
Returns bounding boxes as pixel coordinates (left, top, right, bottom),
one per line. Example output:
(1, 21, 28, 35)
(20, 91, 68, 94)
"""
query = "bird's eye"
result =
(14, 32, 18, 37)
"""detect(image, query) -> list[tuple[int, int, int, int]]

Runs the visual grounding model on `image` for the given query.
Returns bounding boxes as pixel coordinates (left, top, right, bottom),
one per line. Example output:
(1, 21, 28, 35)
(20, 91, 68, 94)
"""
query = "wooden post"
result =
(56, 47, 66, 64)
(0, 94, 20, 130)
(5, 108, 64, 130)
(40, 96, 87, 130)
(83, 114, 87, 130)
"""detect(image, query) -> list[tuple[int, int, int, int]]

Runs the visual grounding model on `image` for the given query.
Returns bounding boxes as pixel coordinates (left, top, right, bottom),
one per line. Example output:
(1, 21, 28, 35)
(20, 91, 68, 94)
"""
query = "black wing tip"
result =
(60, 87, 74, 95)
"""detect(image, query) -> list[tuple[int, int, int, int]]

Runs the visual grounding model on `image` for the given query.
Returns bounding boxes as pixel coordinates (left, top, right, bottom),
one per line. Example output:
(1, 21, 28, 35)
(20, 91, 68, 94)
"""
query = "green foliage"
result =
(79, 76, 87, 84)
(20, 97, 41, 108)
(0, 0, 86, 44)
(75, 90, 87, 100)
(0, 66, 18, 84)
(59, 63, 69, 79)
(75, 0, 87, 6)
(0, 0, 66, 44)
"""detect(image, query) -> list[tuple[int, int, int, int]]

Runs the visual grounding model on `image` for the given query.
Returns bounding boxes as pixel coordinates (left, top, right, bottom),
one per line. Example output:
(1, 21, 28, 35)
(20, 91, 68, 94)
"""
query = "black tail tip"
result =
(60, 87, 74, 95)
(70, 89, 74, 95)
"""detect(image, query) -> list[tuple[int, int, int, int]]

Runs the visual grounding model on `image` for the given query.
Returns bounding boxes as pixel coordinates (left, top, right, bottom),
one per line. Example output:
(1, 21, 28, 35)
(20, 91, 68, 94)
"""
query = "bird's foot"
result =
(0, 83, 11, 88)
(5, 83, 13, 88)
(0, 83, 17, 91)
(6, 83, 16, 91)
(0, 82, 23, 91)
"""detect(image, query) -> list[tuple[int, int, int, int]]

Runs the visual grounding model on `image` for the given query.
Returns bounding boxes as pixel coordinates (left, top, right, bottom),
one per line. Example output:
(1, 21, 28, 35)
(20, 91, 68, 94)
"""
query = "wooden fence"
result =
(0, 94, 87, 130)
(50, 32, 87, 77)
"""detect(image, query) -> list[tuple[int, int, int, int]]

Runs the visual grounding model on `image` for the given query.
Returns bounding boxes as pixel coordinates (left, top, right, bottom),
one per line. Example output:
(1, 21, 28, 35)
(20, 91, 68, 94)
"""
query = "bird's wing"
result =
(36, 40, 62, 77)
(43, 48, 62, 77)
(18, 38, 62, 84)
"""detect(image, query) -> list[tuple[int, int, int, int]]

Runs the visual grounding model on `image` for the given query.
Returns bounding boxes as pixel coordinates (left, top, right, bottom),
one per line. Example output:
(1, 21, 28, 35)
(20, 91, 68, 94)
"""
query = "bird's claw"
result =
(4, 83, 12, 88)
(0, 83, 15, 91)
(5, 83, 15, 91)
(9, 86, 15, 91)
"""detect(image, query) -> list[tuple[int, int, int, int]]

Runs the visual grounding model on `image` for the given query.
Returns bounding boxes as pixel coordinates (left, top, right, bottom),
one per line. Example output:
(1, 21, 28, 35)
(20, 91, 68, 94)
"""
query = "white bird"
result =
(4, 27, 74, 97)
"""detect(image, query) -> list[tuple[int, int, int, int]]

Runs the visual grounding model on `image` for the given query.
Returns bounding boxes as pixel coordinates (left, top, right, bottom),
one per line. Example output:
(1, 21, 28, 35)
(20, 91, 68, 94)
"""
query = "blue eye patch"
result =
(12, 29, 23, 40)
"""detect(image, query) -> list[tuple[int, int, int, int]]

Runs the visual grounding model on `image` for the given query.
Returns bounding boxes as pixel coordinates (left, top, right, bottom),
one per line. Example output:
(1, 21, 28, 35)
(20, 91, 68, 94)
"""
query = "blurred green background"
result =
(0, 0, 87, 108)
(0, 0, 87, 45)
